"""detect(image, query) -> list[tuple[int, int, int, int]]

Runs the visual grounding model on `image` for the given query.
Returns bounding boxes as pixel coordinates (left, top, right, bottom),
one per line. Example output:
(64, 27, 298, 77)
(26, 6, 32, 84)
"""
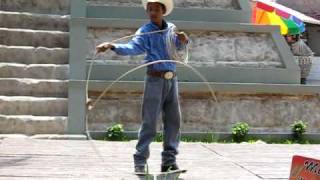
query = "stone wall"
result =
(0, 0, 70, 15)
(83, 0, 309, 135)
(88, 0, 239, 10)
(87, 92, 320, 133)
(87, 28, 283, 68)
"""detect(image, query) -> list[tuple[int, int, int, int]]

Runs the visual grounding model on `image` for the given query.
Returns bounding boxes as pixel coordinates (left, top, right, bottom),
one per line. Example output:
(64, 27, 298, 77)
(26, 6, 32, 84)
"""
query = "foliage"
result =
(105, 124, 126, 141)
(291, 120, 308, 141)
(231, 122, 250, 143)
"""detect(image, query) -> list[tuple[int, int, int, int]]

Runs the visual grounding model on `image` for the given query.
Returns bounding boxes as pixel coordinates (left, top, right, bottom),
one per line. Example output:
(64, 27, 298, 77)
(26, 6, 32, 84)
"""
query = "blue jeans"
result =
(134, 75, 181, 167)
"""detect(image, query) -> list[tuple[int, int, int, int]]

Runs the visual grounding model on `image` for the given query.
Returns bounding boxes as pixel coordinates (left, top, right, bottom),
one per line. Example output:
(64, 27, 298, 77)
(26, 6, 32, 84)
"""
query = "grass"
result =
(100, 132, 320, 144)
(218, 137, 320, 144)
(152, 133, 320, 144)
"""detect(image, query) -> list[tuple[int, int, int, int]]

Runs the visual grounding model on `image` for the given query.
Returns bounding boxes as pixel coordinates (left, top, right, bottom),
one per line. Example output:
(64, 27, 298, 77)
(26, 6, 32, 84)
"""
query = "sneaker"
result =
(161, 164, 179, 172)
(134, 166, 146, 174)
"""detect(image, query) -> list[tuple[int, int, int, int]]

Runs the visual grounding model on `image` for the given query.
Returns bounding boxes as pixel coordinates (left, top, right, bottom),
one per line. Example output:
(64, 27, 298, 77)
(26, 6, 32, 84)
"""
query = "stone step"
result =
(0, 134, 87, 140)
(0, 28, 69, 48)
(0, 96, 68, 116)
(0, 63, 69, 80)
(0, 45, 69, 64)
(0, 0, 70, 15)
(0, 78, 68, 98)
(0, 115, 67, 135)
(0, 11, 69, 32)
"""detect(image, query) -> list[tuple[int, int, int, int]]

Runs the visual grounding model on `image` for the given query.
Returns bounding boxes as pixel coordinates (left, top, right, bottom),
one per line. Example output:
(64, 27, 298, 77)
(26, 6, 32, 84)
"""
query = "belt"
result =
(147, 71, 176, 80)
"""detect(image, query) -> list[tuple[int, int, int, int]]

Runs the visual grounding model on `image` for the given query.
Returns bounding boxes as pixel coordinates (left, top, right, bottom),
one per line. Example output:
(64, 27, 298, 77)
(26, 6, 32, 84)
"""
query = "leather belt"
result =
(147, 71, 176, 80)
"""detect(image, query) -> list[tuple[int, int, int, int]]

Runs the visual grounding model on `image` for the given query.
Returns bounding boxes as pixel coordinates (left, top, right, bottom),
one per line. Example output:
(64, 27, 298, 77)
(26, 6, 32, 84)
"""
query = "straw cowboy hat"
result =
(142, 0, 174, 16)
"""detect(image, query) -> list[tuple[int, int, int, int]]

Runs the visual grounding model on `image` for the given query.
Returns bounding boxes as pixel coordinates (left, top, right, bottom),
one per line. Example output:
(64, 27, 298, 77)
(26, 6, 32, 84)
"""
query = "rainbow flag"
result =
(252, 0, 305, 35)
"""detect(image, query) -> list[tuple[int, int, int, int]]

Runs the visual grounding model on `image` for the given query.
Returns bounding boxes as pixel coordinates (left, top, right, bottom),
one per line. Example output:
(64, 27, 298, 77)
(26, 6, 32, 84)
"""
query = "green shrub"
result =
(154, 133, 163, 142)
(105, 124, 126, 141)
(232, 122, 250, 143)
(291, 120, 308, 140)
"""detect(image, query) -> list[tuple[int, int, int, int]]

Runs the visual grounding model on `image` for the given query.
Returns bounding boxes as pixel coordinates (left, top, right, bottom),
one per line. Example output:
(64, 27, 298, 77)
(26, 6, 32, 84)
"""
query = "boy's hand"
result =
(96, 42, 114, 53)
(176, 31, 188, 44)
(86, 98, 93, 110)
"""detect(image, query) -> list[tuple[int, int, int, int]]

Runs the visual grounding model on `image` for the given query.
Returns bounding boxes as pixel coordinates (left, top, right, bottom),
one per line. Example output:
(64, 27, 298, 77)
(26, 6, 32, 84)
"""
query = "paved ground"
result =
(0, 137, 319, 180)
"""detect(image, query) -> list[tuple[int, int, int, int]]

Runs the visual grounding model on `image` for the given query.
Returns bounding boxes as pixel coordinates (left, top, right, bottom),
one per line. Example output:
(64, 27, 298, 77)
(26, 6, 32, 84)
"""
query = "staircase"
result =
(0, 0, 70, 135)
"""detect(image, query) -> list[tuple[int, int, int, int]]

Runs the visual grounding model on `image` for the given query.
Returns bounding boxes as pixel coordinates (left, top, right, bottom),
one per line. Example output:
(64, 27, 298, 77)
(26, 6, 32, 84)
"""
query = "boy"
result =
(96, 0, 188, 173)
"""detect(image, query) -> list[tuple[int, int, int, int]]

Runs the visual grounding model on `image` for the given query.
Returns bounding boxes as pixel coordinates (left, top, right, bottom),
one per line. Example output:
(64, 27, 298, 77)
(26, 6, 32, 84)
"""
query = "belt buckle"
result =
(164, 71, 174, 80)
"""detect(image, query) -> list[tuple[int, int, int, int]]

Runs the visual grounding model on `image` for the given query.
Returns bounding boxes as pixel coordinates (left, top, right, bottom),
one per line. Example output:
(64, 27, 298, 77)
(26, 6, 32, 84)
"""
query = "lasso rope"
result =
(87, 59, 218, 110)
(86, 26, 189, 100)
(84, 28, 218, 177)
(166, 26, 190, 63)
(86, 28, 170, 103)
(86, 26, 212, 109)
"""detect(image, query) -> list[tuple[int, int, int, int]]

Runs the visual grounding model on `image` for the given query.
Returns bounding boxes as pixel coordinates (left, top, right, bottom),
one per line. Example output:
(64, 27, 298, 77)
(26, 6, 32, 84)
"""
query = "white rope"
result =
(165, 26, 190, 63)
(85, 26, 218, 127)
(86, 26, 190, 108)
(83, 27, 217, 176)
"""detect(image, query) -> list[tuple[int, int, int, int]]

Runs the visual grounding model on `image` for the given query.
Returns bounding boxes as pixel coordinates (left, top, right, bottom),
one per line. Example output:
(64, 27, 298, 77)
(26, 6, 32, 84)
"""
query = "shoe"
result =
(161, 164, 179, 172)
(134, 165, 146, 174)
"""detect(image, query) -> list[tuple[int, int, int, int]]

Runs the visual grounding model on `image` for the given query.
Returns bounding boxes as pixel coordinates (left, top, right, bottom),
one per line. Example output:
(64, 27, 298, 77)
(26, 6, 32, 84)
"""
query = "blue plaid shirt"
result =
(112, 20, 183, 72)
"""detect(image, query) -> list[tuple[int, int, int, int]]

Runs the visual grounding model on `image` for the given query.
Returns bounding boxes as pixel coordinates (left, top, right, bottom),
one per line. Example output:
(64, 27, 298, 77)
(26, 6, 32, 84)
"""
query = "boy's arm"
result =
(96, 28, 146, 55)
(112, 29, 146, 56)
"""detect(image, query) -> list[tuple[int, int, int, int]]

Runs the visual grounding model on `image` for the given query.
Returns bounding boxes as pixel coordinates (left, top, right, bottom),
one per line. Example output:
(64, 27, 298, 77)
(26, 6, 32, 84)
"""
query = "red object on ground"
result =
(289, 155, 320, 180)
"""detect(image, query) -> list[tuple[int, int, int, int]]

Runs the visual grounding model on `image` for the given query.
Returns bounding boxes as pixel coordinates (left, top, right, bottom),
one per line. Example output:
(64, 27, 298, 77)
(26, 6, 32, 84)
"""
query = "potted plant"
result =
(105, 123, 126, 141)
(231, 122, 250, 143)
(291, 120, 308, 141)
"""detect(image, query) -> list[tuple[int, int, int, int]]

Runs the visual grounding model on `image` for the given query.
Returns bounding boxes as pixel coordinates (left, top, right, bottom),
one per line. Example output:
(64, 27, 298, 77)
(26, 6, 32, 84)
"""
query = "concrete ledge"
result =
(86, 6, 251, 23)
(71, 80, 320, 95)
(86, 64, 299, 84)
(0, 134, 28, 140)
(73, 18, 275, 32)
(0, 134, 87, 140)
(70, 18, 300, 83)
(85, 0, 251, 23)
(30, 134, 87, 140)
(88, 0, 244, 10)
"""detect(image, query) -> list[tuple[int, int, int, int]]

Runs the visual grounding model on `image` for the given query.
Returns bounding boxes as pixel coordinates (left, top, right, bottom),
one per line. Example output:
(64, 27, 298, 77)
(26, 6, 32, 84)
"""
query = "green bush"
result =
(291, 120, 308, 140)
(154, 133, 163, 142)
(232, 122, 250, 143)
(105, 124, 126, 141)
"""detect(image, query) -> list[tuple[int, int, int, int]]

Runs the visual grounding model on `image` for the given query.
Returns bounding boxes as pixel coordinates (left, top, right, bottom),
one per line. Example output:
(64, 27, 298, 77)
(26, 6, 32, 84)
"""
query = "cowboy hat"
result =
(142, 0, 174, 16)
